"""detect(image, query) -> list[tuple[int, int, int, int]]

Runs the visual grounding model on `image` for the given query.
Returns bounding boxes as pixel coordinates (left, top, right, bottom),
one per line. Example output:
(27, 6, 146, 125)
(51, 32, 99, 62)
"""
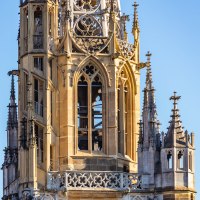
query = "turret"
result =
(161, 92, 196, 199)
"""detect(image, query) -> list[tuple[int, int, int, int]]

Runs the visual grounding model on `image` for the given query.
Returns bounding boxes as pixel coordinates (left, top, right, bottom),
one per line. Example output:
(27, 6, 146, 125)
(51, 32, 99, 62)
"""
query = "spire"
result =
(11, 75, 16, 102)
(140, 52, 161, 149)
(7, 75, 18, 130)
(164, 92, 184, 148)
(132, 2, 140, 34)
(143, 51, 156, 116)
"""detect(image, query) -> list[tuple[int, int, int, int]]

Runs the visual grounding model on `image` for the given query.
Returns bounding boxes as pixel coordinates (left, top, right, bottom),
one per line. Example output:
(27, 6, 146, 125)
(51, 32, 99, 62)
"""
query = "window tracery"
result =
(74, 15, 102, 37)
(74, 0, 100, 11)
(77, 64, 103, 152)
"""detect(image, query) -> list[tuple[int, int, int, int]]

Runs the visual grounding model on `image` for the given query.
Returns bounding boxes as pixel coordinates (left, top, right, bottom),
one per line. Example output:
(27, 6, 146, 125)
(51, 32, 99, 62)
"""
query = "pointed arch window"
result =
(77, 64, 103, 152)
(189, 153, 192, 171)
(117, 69, 132, 158)
(33, 7, 43, 49)
(178, 150, 184, 169)
(167, 151, 173, 169)
(23, 8, 28, 52)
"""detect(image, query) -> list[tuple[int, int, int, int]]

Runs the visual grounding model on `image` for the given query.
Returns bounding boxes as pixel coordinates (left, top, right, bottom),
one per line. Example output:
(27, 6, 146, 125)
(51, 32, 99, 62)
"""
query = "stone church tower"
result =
(2, 0, 196, 200)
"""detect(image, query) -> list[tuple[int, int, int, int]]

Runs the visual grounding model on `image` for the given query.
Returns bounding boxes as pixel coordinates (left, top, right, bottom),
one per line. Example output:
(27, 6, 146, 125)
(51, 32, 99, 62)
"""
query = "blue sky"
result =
(0, 0, 199, 197)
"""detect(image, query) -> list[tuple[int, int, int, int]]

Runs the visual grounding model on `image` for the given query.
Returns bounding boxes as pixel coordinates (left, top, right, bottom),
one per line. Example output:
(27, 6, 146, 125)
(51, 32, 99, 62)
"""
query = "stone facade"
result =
(2, 0, 196, 200)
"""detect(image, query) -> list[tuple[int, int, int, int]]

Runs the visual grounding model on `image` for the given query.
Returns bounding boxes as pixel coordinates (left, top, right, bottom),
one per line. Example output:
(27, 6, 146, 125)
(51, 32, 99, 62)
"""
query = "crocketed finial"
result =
(132, 2, 139, 33)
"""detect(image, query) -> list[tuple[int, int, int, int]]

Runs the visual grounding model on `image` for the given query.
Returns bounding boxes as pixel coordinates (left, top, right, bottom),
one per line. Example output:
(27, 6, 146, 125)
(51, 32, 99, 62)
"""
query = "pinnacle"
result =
(132, 1, 139, 32)
(10, 75, 16, 102)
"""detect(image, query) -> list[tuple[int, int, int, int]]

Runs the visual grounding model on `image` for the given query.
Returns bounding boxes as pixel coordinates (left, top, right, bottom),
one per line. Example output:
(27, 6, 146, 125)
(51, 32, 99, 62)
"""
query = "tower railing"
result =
(47, 171, 142, 192)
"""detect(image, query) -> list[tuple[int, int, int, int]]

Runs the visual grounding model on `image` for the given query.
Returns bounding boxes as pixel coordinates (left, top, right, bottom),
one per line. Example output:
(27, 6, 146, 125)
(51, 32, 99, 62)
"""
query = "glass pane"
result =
(92, 75, 102, 151)
(78, 76, 88, 150)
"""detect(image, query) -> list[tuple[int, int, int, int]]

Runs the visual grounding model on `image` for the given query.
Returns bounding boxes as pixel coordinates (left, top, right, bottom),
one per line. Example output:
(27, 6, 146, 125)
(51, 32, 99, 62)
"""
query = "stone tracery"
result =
(74, 0, 100, 11)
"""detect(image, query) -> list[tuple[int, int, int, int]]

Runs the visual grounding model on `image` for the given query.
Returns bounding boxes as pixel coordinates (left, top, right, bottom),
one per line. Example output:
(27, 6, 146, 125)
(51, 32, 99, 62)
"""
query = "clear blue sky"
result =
(0, 0, 199, 197)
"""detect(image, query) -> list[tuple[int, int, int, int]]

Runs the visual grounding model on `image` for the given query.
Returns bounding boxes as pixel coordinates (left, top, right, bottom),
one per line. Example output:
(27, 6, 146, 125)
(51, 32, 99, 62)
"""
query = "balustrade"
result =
(47, 171, 142, 191)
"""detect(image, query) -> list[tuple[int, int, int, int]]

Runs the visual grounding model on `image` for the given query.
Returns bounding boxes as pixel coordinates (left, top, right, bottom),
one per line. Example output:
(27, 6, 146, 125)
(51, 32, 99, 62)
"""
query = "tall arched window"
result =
(33, 7, 43, 49)
(117, 69, 132, 157)
(167, 151, 173, 169)
(189, 153, 192, 171)
(77, 64, 103, 152)
(178, 151, 184, 169)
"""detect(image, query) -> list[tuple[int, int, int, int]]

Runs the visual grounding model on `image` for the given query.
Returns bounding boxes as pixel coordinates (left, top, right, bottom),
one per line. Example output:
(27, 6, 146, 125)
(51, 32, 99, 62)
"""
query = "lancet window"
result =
(77, 64, 103, 152)
(178, 151, 184, 169)
(33, 7, 43, 49)
(35, 124, 44, 164)
(167, 151, 173, 169)
(34, 78, 44, 117)
(23, 8, 28, 52)
(117, 69, 132, 158)
(189, 153, 192, 171)
(23, 72, 28, 111)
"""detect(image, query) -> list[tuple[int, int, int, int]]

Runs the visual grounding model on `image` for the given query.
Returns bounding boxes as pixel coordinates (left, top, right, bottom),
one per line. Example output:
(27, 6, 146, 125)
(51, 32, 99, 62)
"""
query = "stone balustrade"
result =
(47, 171, 142, 192)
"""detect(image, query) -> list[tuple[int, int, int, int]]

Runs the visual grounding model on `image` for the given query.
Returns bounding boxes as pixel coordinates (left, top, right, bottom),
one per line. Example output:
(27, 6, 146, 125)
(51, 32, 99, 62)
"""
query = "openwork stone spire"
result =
(7, 75, 18, 130)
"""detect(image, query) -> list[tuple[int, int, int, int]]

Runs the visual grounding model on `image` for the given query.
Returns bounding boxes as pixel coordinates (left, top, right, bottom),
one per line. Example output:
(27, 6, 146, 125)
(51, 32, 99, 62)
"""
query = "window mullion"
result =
(88, 80, 92, 153)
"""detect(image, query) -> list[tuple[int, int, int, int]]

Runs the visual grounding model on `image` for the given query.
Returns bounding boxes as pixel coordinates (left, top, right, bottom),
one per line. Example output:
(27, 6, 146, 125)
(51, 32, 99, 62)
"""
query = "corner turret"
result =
(160, 92, 195, 199)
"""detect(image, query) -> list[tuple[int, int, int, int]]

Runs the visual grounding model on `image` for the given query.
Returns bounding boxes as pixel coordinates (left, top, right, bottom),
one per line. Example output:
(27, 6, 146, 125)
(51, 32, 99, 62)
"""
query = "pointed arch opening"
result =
(77, 63, 104, 153)
(117, 66, 135, 159)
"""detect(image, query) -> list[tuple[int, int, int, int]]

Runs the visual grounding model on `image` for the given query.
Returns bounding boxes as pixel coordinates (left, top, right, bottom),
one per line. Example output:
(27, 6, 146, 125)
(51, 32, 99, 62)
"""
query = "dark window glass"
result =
(34, 57, 43, 71)
(78, 76, 88, 150)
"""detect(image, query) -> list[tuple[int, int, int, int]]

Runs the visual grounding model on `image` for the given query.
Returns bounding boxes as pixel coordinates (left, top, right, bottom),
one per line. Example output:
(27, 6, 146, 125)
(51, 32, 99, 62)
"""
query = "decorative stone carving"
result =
(74, 15, 102, 37)
(117, 39, 135, 60)
(74, 0, 100, 12)
(47, 171, 142, 191)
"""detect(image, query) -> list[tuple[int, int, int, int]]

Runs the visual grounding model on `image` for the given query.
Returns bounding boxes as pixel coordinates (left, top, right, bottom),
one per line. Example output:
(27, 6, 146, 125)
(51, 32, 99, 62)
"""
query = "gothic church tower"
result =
(2, 1, 196, 200)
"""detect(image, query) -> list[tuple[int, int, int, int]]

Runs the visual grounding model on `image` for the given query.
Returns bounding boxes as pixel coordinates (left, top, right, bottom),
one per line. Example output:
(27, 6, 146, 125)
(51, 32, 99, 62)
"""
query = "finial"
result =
(132, 1, 139, 33)
(170, 91, 181, 110)
(145, 51, 154, 89)
(146, 51, 152, 67)
(10, 75, 16, 101)
(133, 2, 139, 10)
